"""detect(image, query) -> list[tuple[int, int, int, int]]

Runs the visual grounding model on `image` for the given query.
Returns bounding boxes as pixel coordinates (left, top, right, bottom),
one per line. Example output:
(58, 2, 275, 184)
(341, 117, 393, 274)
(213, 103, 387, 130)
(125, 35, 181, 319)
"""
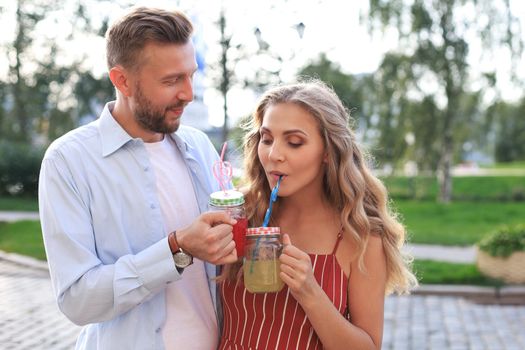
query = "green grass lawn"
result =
(482, 161, 525, 170)
(382, 176, 525, 201)
(0, 220, 46, 260)
(0, 220, 514, 286)
(0, 196, 39, 211)
(413, 260, 503, 286)
(393, 200, 525, 246)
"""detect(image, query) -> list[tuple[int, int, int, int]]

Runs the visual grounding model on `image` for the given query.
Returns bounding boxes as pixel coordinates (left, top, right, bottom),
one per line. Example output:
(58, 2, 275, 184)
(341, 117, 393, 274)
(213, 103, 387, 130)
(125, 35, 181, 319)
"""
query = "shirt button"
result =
(150, 204, 156, 209)
(144, 166, 149, 171)
(155, 327, 161, 333)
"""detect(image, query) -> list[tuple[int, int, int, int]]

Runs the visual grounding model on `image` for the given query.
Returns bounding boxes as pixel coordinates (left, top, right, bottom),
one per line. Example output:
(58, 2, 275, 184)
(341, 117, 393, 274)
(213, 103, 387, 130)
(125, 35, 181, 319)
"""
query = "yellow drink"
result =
(244, 259, 284, 293)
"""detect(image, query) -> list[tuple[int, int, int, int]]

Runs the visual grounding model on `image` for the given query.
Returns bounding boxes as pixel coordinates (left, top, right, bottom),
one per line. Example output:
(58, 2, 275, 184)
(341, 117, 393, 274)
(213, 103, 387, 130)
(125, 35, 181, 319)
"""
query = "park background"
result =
(0, 0, 525, 288)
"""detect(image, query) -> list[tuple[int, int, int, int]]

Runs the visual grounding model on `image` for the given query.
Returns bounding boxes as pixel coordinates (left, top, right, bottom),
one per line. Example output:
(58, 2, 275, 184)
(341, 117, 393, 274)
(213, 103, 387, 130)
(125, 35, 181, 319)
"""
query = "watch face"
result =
(174, 251, 193, 268)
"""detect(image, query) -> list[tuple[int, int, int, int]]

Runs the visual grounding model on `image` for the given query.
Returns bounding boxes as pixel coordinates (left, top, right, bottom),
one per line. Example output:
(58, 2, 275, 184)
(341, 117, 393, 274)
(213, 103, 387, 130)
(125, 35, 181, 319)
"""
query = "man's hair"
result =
(106, 7, 193, 71)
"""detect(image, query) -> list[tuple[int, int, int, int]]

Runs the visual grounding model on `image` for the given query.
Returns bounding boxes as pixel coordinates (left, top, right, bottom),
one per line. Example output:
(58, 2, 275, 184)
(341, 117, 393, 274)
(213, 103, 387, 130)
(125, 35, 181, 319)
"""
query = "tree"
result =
(1, 0, 123, 144)
(208, 6, 306, 149)
(488, 98, 525, 162)
(6, 0, 59, 142)
(217, 10, 234, 148)
(299, 54, 375, 143)
(368, 53, 415, 170)
(367, 0, 523, 202)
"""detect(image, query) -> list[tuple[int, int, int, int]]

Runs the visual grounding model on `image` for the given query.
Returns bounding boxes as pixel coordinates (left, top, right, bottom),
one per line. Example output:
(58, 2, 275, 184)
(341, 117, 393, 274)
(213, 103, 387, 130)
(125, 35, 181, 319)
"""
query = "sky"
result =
(1, 0, 524, 127)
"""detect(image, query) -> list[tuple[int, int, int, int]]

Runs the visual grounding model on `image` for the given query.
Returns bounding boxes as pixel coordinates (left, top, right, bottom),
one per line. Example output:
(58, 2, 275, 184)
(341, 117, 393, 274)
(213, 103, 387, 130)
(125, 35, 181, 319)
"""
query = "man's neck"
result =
(111, 98, 163, 143)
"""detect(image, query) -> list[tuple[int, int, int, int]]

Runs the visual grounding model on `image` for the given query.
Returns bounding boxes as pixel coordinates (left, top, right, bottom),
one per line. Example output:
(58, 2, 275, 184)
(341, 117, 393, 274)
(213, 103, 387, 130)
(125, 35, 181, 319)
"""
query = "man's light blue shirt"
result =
(38, 102, 222, 349)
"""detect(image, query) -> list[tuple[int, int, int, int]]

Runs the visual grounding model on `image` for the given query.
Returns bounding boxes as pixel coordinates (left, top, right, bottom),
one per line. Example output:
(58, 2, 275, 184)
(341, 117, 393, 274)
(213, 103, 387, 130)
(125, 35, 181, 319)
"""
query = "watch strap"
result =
(168, 231, 193, 273)
(168, 231, 180, 254)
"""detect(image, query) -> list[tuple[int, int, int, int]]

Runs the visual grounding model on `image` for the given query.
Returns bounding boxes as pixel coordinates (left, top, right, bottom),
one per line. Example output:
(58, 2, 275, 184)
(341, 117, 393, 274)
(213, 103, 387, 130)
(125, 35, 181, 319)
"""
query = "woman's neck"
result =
(276, 190, 337, 230)
(274, 195, 341, 253)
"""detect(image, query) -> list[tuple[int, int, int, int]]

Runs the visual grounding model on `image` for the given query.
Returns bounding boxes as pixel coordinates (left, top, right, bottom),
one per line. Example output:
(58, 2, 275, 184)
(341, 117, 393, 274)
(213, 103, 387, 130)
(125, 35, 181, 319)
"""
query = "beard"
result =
(133, 83, 186, 134)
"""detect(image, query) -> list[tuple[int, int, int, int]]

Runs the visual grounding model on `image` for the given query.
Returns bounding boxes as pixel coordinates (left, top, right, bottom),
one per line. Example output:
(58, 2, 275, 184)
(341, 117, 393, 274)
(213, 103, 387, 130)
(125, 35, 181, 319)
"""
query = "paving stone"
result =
(2, 257, 525, 350)
(0, 259, 81, 349)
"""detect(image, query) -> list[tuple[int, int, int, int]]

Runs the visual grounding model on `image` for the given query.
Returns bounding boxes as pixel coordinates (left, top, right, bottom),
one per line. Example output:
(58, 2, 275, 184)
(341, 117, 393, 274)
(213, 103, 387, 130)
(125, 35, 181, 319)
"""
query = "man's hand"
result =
(176, 211, 238, 265)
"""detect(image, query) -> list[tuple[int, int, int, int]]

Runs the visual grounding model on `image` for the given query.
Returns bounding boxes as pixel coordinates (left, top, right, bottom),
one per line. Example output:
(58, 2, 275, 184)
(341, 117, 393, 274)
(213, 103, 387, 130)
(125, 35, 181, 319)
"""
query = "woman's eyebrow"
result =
(259, 126, 308, 136)
(283, 129, 308, 136)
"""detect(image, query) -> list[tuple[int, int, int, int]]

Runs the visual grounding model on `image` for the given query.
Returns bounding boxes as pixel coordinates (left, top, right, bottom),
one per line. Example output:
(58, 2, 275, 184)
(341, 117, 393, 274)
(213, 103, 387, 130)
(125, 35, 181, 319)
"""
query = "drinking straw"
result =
(212, 142, 232, 193)
(249, 175, 283, 274)
(262, 175, 282, 227)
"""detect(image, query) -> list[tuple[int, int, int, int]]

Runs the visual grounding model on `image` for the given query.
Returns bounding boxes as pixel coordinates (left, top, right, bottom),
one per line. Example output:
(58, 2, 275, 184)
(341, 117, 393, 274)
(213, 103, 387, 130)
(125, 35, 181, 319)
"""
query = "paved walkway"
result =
(0, 259, 81, 349)
(405, 243, 477, 263)
(0, 257, 524, 349)
(0, 211, 40, 222)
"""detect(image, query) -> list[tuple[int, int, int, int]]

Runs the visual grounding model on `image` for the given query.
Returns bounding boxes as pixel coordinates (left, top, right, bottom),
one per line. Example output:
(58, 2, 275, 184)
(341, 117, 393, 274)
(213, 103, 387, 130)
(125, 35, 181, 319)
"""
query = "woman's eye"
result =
(287, 137, 304, 148)
(260, 137, 272, 145)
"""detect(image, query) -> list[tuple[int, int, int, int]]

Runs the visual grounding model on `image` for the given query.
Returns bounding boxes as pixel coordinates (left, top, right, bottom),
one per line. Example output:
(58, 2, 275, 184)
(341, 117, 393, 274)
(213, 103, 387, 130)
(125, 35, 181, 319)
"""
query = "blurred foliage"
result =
(478, 224, 525, 257)
(0, 141, 44, 197)
(1, 0, 117, 144)
(367, 0, 523, 202)
(383, 176, 525, 202)
(0, 0, 523, 204)
(487, 98, 525, 162)
(299, 53, 374, 122)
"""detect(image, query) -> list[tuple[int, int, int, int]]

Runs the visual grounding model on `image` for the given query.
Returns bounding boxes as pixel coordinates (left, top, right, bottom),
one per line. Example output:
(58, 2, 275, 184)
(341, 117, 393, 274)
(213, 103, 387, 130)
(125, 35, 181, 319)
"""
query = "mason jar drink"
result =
(209, 189, 248, 258)
(244, 227, 284, 293)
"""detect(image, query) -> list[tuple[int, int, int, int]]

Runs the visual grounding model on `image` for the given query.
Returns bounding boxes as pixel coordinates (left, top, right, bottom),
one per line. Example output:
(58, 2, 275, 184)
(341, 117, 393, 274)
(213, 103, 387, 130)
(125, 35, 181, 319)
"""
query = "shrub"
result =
(0, 141, 45, 197)
(478, 224, 525, 258)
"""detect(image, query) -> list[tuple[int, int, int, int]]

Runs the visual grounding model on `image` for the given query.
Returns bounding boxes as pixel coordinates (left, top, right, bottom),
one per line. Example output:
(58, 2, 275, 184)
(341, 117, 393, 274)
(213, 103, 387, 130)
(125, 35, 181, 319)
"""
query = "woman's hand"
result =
(279, 234, 322, 304)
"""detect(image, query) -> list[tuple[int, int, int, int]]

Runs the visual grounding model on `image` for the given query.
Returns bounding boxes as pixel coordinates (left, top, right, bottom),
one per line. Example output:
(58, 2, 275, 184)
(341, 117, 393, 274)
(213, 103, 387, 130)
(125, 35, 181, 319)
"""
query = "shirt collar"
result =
(98, 101, 194, 158)
(99, 101, 134, 157)
(167, 132, 194, 157)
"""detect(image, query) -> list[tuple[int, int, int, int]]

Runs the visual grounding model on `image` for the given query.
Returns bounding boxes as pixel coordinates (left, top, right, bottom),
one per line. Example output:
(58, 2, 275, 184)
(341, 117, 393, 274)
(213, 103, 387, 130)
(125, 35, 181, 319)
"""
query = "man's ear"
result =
(109, 66, 132, 97)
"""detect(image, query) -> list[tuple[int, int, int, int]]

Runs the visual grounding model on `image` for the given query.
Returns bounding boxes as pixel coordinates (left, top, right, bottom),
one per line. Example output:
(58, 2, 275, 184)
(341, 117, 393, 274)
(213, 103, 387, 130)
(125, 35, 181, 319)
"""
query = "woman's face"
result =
(258, 102, 326, 198)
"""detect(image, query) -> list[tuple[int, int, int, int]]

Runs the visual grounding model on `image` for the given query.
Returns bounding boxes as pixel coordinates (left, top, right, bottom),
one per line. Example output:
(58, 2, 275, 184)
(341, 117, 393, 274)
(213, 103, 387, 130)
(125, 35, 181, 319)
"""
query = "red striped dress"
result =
(218, 232, 349, 350)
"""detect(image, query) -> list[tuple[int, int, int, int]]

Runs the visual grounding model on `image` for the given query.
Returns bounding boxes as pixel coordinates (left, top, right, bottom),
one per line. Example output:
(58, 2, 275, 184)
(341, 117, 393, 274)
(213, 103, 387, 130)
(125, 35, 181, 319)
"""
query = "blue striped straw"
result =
(262, 176, 283, 227)
(249, 176, 283, 274)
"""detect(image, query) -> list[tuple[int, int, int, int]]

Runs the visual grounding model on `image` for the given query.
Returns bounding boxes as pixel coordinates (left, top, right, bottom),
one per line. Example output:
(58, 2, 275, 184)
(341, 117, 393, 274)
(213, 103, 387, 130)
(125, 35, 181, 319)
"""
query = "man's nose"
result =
(177, 77, 194, 102)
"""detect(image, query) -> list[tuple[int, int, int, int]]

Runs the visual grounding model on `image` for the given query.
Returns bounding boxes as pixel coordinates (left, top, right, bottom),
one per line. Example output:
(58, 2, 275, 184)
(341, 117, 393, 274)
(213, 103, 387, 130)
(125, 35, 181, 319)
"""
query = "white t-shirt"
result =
(144, 136, 218, 350)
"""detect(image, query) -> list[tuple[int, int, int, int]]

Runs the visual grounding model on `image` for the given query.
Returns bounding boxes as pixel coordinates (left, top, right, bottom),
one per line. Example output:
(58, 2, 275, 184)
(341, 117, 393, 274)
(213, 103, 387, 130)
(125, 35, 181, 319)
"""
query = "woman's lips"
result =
(270, 173, 286, 181)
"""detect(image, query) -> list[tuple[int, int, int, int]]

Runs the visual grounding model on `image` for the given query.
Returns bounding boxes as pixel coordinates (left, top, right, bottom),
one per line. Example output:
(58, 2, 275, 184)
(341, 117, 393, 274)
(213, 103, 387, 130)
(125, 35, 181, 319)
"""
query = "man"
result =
(38, 7, 237, 349)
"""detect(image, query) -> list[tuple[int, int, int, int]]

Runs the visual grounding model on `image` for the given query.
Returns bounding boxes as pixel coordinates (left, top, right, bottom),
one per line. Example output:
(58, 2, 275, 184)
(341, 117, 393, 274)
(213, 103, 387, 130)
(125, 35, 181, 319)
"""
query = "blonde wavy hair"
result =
(227, 79, 417, 294)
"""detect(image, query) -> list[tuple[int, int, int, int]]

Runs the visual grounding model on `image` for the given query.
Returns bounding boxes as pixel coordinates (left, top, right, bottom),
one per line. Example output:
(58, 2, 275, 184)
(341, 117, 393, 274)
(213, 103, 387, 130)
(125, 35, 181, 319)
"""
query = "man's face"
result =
(130, 41, 197, 134)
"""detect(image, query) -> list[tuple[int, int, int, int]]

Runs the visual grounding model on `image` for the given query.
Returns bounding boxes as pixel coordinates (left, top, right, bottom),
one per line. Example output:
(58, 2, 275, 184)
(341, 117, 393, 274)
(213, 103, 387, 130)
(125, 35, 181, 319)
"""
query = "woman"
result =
(218, 79, 417, 350)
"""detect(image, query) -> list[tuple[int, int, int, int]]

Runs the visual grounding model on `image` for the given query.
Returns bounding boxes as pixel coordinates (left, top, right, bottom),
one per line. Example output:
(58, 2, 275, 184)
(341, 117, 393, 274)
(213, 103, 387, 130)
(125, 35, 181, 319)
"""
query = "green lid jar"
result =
(209, 190, 247, 258)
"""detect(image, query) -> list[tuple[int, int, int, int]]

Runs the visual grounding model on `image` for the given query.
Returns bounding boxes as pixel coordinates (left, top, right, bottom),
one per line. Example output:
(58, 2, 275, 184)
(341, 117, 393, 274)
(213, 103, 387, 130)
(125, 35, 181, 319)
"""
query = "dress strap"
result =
(331, 228, 344, 255)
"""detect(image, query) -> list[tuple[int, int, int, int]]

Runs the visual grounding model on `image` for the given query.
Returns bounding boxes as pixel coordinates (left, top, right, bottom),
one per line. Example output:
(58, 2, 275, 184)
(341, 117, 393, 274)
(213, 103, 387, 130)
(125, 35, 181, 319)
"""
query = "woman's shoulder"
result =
(367, 233, 384, 249)
(343, 232, 386, 269)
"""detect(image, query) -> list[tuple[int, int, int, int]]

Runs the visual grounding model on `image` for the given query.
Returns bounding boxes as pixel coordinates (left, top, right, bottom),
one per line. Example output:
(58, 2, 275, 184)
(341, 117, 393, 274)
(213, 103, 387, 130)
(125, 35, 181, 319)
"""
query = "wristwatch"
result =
(168, 231, 193, 272)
